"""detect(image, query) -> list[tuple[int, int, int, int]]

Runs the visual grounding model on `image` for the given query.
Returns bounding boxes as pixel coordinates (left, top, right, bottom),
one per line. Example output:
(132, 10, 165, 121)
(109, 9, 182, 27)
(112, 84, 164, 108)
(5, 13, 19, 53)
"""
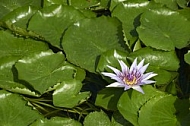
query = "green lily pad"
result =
(117, 85, 166, 126)
(185, 50, 190, 65)
(112, 1, 151, 40)
(0, 0, 41, 19)
(28, 4, 85, 48)
(154, 0, 178, 10)
(83, 111, 111, 126)
(0, 30, 48, 94)
(95, 88, 123, 110)
(128, 47, 179, 71)
(176, 0, 189, 8)
(96, 49, 128, 73)
(137, 8, 190, 51)
(31, 117, 82, 126)
(138, 95, 189, 126)
(43, 0, 68, 7)
(0, 90, 42, 126)
(111, 111, 133, 126)
(1, 6, 38, 29)
(62, 16, 126, 72)
(15, 50, 85, 94)
(69, 0, 100, 9)
(53, 80, 90, 108)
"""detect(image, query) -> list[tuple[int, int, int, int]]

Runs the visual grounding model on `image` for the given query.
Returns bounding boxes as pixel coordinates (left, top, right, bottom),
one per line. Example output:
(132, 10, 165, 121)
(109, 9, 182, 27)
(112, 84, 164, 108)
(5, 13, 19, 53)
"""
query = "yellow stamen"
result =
(123, 77, 137, 85)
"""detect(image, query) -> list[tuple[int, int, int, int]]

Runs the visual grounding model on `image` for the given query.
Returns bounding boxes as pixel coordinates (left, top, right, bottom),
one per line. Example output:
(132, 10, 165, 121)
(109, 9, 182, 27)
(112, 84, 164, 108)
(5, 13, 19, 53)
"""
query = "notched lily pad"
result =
(53, 80, 90, 108)
(15, 50, 85, 94)
(137, 8, 190, 51)
(28, 4, 85, 48)
(0, 90, 42, 126)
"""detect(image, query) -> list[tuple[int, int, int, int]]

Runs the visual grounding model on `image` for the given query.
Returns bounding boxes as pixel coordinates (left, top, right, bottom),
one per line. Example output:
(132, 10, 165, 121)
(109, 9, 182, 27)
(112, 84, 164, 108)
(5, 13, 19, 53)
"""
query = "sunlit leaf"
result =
(1, 6, 38, 29)
(62, 16, 126, 72)
(53, 80, 90, 108)
(31, 117, 82, 126)
(28, 4, 85, 48)
(128, 47, 179, 71)
(0, 90, 42, 126)
(83, 111, 111, 126)
(15, 50, 85, 94)
(137, 8, 190, 51)
(117, 85, 165, 126)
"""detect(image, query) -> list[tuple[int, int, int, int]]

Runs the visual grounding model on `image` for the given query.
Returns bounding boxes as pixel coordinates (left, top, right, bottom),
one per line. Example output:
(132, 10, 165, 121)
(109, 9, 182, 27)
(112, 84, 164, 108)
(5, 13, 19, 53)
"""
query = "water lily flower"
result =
(101, 58, 157, 94)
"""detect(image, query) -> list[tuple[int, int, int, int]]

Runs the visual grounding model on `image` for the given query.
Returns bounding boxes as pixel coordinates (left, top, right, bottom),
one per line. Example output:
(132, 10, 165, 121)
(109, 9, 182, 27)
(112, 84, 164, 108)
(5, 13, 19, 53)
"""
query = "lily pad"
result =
(53, 80, 90, 108)
(184, 50, 190, 65)
(128, 47, 179, 71)
(138, 95, 189, 126)
(0, 30, 48, 94)
(15, 50, 85, 94)
(83, 111, 111, 126)
(112, 1, 151, 40)
(28, 4, 85, 48)
(0, 0, 41, 19)
(62, 16, 126, 72)
(117, 85, 165, 126)
(1, 6, 38, 29)
(0, 90, 42, 126)
(31, 117, 82, 126)
(95, 88, 123, 110)
(137, 8, 190, 51)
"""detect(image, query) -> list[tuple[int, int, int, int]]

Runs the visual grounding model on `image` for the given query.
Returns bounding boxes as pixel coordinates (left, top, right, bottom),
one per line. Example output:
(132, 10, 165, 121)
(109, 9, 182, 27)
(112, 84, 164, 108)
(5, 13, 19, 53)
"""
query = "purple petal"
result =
(106, 82, 125, 88)
(101, 72, 123, 83)
(139, 63, 149, 74)
(107, 65, 120, 75)
(140, 80, 156, 85)
(124, 85, 131, 90)
(118, 60, 129, 73)
(142, 72, 157, 81)
(137, 59, 145, 70)
(130, 58, 137, 72)
(132, 85, 144, 94)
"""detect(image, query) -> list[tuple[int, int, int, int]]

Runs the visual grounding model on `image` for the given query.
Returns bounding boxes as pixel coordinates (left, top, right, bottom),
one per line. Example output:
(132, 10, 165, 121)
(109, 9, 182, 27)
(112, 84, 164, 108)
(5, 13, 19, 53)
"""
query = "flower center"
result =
(123, 75, 137, 86)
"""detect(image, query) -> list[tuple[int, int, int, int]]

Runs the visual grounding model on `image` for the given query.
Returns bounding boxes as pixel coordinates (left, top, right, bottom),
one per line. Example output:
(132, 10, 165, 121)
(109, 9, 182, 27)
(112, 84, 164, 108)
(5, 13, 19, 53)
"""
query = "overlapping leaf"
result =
(31, 117, 82, 126)
(28, 4, 85, 48)
(83, 111, 111, 126)
(62, 16, 126, 72)
(137, 8, 190, 51)
(53, 80, 90, 108)
(118, 85, 189, 126)
(15, 50, 85, 94)
(0, 30, 48, 95)
(0, 90, 42, 126)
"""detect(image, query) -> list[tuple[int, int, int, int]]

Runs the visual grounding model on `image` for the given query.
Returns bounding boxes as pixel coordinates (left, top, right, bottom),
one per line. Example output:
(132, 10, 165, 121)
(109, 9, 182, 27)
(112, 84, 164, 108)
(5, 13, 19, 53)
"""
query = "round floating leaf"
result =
(0, 0, 41, 19)
(138, 95, 189, 126)
(137, 8, 190, 51)
(128, 47, 179, 71)
(1, 6, 38, 29)
(53, 80, 90, 108)
(15, 50, 84, 94)
(43, 0, 68, 7)
(28, 4, 85, 48)
(154, 0, 178, 10)
(62, 16, 126, 72)
(112, 1, 151, 39)
(0, 90, 42, 126)
(0, 31, 48, 94)
(184, 50, 190, 65)
(69, 0, 100, 9)
(31, 117, 82, 126)
(95, 88, 123, 110)
(117, 85, 166, 126)
(83, 111, 111, 126)
(96, 49, 128, 73)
